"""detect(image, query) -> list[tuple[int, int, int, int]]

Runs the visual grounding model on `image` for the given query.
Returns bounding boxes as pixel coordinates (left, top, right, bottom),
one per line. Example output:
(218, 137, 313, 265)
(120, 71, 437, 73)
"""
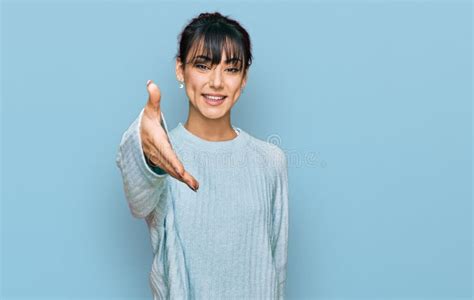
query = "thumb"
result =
(146, 79, 161, 112)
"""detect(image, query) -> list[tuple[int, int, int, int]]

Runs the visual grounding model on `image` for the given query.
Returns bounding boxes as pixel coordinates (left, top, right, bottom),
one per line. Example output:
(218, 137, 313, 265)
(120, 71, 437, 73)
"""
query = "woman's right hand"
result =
(140, 80, 199, 192)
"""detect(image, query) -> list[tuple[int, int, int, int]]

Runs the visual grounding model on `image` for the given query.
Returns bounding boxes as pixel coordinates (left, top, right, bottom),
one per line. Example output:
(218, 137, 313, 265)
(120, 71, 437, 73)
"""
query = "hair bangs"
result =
(186, 28, 246, 71)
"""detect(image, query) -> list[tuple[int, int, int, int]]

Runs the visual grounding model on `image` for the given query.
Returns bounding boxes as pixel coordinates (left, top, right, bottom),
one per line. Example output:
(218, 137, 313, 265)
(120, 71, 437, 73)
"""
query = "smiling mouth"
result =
(202, 94, 227, 100)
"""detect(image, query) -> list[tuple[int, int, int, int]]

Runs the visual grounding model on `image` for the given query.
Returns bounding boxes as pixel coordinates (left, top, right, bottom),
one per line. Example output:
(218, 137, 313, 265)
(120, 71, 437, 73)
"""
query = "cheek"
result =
(191, 81, 207, 96)
(229, 91, 241, 106)
(232, 85, 243, 98)
(185, 82, 200, 99)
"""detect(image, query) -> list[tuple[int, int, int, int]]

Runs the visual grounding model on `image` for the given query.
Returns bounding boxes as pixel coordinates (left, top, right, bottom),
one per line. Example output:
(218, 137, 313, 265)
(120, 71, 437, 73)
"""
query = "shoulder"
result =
(244, 132, 288, 175)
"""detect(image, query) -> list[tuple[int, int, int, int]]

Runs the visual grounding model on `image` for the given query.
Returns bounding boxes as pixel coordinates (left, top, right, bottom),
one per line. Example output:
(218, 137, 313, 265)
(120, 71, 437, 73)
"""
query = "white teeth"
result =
(204, 95, 225, 100)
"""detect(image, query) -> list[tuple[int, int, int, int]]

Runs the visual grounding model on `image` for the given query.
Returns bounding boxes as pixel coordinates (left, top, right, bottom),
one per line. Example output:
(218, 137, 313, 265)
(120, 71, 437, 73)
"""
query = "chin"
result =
(200, 108, 228, 120)
(196, 99, 232, 119)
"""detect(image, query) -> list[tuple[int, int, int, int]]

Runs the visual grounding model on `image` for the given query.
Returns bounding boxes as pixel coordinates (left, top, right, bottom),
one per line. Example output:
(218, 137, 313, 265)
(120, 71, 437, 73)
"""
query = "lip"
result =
(202, 94, 227, 106)
(202, 93, 226, 97)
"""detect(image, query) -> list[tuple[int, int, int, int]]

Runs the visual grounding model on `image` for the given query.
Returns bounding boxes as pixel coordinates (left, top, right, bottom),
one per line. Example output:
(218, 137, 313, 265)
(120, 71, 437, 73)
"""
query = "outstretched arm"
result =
(115, 108, 169, 219)
(116, 80, 199, 219)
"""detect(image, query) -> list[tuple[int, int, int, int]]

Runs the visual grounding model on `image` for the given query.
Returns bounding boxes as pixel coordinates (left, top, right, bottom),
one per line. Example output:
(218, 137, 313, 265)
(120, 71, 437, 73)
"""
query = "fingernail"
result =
(146, 79, 152, 87)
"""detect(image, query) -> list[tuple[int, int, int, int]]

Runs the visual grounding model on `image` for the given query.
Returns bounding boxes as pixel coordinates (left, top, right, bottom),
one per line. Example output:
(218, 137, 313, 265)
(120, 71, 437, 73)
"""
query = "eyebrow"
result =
(194, 55, 242, 64)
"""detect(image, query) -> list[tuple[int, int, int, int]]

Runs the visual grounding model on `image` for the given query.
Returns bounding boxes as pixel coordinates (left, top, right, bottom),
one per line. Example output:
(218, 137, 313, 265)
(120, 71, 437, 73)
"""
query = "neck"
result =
(184, 105, 237, 142)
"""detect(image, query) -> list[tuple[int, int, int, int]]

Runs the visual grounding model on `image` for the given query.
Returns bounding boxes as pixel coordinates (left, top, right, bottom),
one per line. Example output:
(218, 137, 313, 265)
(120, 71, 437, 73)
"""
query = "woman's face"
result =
(176, 48, 247, 120)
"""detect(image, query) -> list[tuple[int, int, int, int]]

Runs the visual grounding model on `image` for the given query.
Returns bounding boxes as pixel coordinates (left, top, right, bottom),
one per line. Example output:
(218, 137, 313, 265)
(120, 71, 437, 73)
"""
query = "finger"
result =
(181, 169, 200, 191)
(145, 147, 189, 186)
(146, 80, 161, 113)
(158, 145, 199, 191)
(143, 143, 174, 174)
(146, 123, 200, 191)
(148, 137, 199, 191)
(170, 160, 199, 192)
(156, 156, 198, 192)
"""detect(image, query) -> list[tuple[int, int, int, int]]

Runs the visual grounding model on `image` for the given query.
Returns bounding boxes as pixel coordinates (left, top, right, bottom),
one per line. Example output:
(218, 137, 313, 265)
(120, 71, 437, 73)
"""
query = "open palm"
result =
(140, 80, 199, 192)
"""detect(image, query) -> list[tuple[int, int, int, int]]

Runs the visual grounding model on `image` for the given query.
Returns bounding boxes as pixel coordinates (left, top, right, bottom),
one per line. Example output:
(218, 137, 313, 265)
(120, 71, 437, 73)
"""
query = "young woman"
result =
(116, 12, 289, 299)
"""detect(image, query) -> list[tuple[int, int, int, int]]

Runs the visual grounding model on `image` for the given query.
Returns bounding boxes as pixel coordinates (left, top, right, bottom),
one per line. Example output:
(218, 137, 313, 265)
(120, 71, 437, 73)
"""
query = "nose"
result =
(209, 68, 224, 89)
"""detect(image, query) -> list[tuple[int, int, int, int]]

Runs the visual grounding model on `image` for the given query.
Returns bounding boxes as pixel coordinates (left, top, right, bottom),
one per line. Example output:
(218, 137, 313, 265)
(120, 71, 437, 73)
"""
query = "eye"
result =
(195, 64, 209, 70)
(227, 68, 241, 73)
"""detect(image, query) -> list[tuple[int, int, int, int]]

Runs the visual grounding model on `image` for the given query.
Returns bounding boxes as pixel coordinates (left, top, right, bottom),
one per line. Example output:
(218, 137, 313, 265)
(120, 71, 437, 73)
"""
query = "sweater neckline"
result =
(176, 122, 249, 152)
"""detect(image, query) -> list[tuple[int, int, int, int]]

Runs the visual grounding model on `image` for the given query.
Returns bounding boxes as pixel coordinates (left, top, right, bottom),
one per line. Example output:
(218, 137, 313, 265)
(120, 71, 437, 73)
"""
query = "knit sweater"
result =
(115, 108, 289, 299)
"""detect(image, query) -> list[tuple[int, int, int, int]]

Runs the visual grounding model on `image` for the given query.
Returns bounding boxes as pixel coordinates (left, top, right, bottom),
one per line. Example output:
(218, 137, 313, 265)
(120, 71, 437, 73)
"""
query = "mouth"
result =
(202, 94, 227, 106)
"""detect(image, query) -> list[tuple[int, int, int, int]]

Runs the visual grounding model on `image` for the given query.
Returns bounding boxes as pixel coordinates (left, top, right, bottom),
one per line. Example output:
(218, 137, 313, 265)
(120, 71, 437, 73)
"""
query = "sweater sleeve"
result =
(115, 108, 170, 219)
(271, 147, 289, 299)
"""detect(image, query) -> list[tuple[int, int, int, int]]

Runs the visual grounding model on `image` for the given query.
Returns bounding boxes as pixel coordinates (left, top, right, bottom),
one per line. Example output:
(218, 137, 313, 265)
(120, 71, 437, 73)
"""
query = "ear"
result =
(175, 58, 184, 82)
(241, 71, 248, 89)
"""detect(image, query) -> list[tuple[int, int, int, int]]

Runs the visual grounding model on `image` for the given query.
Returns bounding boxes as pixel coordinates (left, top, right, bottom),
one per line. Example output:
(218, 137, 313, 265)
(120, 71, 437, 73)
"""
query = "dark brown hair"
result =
(175, 12, 253, 76)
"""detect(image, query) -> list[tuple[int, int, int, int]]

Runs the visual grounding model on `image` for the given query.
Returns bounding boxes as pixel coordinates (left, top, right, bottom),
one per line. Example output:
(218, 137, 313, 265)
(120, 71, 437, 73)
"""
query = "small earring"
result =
(179, 81, 184, 89)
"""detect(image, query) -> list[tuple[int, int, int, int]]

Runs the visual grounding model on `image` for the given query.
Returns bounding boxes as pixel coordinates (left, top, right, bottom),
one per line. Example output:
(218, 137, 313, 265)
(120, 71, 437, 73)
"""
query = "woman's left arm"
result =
(271, 148, 289, 299)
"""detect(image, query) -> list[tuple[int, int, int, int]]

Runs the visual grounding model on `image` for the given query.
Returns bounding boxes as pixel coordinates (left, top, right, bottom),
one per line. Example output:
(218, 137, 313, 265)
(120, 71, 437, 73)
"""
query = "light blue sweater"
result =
(115, 108, 289, 299)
